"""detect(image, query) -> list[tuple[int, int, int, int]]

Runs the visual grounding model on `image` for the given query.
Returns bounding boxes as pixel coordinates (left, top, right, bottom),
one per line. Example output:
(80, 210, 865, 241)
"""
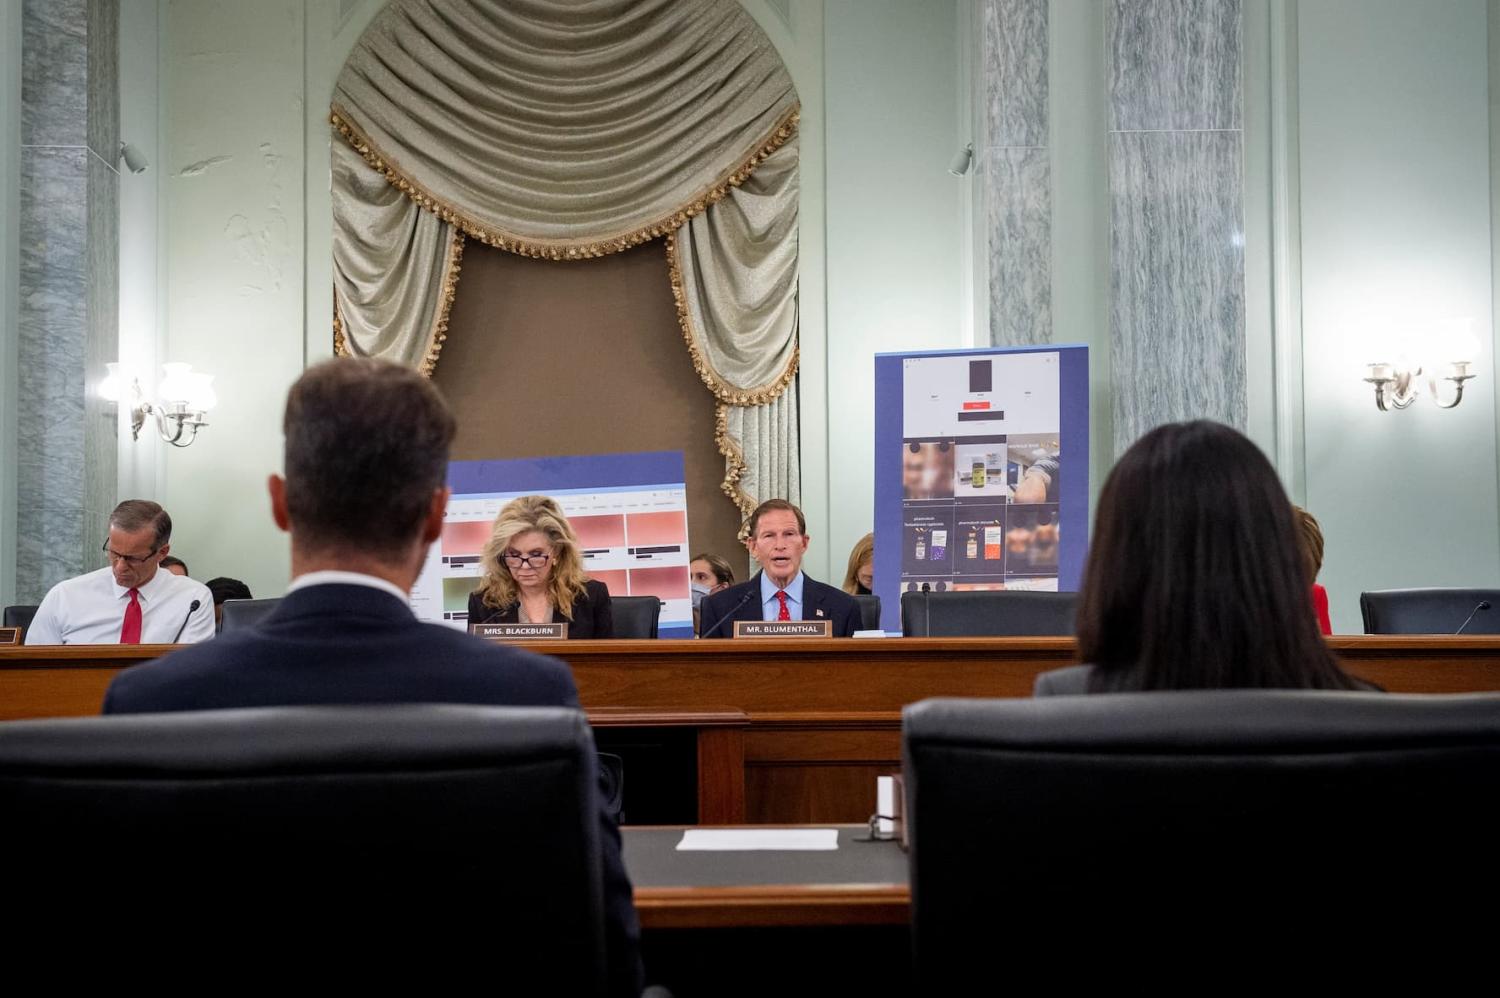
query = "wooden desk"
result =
(4, 636, 1499, 822)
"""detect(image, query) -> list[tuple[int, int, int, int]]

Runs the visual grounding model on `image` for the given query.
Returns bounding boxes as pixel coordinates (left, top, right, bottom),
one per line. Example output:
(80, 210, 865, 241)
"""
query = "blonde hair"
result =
(1291, 505, 1325, 583)
(476, 495, 589, 618)
(842, 532, 874, 594)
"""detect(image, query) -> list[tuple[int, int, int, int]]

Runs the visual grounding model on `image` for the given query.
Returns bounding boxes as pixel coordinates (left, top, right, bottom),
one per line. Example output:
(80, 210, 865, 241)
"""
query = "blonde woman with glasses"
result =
(468, 495, 614, 638)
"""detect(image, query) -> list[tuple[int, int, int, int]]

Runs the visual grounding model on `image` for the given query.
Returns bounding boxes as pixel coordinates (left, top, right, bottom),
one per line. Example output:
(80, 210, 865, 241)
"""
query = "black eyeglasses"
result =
(102, 541, 160, 566)
(503, 552, 551, 569)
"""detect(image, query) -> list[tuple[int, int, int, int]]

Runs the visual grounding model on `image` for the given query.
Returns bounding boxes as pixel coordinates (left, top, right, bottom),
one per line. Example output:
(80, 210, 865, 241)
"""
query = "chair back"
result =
(2, 604, 37, 634)
(900, 590, 1075, 636)
(218, 597, 282, 634)
(1360, 587, 1500, 634)
(853, 594, 882, 632)
(0, 704, 611, 990)
(902, 691, 1500, 984)
(611, 596, 661, 639)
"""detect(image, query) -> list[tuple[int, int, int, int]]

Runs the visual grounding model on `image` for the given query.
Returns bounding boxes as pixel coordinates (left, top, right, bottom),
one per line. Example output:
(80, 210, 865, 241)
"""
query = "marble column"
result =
(1107, 0, 1247, 455)
(982, 0, 1052, 346)
(17, 0, 119, 602)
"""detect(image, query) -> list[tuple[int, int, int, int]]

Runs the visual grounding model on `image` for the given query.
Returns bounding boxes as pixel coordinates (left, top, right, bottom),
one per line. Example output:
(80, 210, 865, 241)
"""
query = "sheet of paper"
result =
(676, 828, 840, 851)
(876, 776, 896, 836)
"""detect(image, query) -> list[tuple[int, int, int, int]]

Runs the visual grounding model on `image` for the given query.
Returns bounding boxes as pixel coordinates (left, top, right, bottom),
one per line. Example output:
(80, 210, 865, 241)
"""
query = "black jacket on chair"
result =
(103, 582, 642, 997)
(698, 571, 863, 638)
(467, 578, 614, 638)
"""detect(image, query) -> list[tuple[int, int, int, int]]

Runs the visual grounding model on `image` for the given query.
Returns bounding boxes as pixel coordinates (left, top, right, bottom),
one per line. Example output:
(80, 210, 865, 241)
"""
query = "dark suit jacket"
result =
(698, 571, 863, 638)
(467, 578, 614, 638)
(104, 583, 642, 997)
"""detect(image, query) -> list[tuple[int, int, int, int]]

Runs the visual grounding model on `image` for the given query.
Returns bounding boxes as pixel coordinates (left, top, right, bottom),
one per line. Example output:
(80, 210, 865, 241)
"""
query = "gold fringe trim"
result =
(420, 229, 466, 377)
(664, 229, 798, 406)
(715, 402, 758, 527)
(332, 298, 350, 357)
(329, 102, 800, 261)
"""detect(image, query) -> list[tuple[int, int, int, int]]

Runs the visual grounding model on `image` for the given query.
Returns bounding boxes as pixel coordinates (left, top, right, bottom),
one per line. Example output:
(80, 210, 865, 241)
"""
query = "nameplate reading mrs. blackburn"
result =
(733, 620, 832, 638)
(470, 622, 569, 640)
(0, 627, 19, 645)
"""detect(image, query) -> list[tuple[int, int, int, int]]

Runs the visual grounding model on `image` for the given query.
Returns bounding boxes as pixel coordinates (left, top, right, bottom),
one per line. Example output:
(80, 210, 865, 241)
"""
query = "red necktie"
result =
(120, 588, 142, 644)
(775, 590, 790, 621)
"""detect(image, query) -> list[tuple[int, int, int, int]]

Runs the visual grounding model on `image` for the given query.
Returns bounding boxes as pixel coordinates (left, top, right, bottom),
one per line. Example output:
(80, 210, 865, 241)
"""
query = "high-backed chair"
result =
(900, 590, 1076, 636)
(0, 705, 612, 990)
(218, 597, 281, 634)
(611, 596, 661, 639)
(903, 691, 1500, 985)
(1360, 587, 1500, 634)
(853, 594, 882, 632)
(2, 604, 37, 635)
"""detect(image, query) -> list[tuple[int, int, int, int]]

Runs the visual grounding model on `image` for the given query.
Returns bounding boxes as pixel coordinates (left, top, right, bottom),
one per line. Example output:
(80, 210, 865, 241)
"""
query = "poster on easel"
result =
(410, 451, 693, 637)
(873, 345, 1089, 633)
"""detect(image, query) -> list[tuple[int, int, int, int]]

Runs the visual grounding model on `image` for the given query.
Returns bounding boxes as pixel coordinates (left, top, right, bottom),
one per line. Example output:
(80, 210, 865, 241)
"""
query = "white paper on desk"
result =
(676, 828, 840, 851)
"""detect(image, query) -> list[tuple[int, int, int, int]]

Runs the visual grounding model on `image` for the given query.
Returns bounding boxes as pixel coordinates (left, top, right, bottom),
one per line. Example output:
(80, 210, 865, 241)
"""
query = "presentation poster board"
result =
(873, 345, 1089, 632)
(410, 451, 693, 638)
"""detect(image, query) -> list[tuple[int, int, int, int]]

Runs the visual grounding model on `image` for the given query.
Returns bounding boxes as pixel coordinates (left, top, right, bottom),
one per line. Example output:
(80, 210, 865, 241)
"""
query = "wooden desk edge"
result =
(633, 884, 910, 929)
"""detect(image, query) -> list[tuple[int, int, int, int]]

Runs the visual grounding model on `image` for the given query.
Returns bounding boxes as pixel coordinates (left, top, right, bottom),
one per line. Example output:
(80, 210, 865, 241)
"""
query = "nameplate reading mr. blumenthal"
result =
(470, 622, 569, 640)
(733, 620, 832, 638)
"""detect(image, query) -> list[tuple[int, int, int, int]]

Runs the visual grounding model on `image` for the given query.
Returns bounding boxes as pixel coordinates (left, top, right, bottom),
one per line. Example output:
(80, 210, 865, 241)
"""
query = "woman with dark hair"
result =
(1035, 420, 1366, 694)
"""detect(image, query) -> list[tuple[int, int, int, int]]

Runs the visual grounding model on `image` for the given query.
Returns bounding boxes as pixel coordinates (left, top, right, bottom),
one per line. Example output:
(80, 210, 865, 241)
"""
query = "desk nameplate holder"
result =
(733, 620, 832, 638)
(0, 627, 19, 645)
(470, 622, 569, 640)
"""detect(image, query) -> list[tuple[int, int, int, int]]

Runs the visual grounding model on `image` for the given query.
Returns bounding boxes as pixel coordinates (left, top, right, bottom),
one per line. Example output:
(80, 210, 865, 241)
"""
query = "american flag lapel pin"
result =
(815, 608, 825, 617)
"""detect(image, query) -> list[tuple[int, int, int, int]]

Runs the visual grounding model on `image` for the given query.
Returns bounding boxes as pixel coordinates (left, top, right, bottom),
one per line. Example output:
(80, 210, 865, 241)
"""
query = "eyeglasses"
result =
(503, 552, 551, 569)
(102, 541, 160, 566)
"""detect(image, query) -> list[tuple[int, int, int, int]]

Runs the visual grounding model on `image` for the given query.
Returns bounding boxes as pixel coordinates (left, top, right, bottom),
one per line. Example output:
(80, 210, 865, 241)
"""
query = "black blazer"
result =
(1033, 663, 1384, 696)
(467, 578, 614, 639)
(103, 583, 641, 997)
(698, 571, 863, 638)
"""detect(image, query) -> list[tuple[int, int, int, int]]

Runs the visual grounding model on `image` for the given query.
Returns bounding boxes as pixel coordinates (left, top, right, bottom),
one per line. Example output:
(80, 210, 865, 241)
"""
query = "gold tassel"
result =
(332, 299, 349, 357)
(715, 402, 758, 524)
(419, 230, 466, 378)
(329, 104, 801, 262)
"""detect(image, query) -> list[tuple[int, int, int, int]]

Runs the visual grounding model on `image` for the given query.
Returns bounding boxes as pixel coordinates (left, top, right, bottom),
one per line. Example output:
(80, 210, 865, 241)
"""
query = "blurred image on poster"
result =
(1009, 434, 1061, 504)
(902, 440, 956, 500)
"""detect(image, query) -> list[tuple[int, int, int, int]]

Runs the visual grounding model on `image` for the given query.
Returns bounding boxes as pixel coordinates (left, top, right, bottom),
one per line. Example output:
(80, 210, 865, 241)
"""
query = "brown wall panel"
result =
(433, 239, 751, 579)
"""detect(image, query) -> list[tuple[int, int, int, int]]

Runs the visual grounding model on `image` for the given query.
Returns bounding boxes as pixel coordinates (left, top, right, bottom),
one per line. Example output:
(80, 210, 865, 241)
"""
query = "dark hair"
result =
(1076, 420, 1361, 692)
(746, 499, 806, 538)
(205, 577, 253, 605)
(109, 500, 172, 550)
(282, 358, 456, 557)
(691, 553, 735, 586)
(160, 555, 188, 573)
(1292, 506, 1325, 582)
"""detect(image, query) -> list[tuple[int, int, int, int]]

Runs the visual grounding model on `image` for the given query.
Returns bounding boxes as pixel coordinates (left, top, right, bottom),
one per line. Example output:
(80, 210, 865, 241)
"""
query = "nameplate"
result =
(733, 620, 832, 638)
(470, 622, 568, 641)
(0, 627, 19, 645)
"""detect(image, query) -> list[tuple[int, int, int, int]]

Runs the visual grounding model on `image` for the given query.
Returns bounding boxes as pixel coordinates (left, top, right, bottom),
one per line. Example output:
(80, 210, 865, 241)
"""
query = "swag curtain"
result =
(330, 0, 801, 516)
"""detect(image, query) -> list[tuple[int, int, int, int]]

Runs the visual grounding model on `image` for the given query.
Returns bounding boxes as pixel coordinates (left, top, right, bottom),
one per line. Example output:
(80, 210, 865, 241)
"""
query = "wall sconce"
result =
(1362, 324, 1480, 412)
(100, 362, 217, 447)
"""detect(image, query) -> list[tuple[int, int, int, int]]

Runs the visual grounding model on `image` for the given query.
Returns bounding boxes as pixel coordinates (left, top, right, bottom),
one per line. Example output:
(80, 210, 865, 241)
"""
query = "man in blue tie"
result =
(697, 499, 863, 638)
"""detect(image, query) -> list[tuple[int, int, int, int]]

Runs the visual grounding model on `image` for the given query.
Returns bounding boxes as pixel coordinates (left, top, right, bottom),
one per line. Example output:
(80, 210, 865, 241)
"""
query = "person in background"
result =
(103, 357, 641, 995)
(161, 556, 190, 577)
(26, 500, 214, 645)
(469, 495, 614, 638)
(690, 553, 735, 635)
(698, 499, 862, 638)
(842, 532, 874, 595)
(205, 576, 254, 632)
(1034, 421, 1367, 695)
(1293, 506, 1334, 636)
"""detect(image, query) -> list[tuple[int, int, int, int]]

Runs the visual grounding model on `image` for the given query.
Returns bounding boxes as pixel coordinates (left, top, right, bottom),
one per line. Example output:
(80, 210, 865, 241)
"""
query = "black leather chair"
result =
(1360, 587, 1500, 634)
(218, 597, 281, 633)
(0, 705, 613, 989)
(2, 604, 37, 635)
(900, 589, 1076, 636)
(852, 594, 882, 632)
(611, 595, 661, 639)
(903, 691, 1500, 984)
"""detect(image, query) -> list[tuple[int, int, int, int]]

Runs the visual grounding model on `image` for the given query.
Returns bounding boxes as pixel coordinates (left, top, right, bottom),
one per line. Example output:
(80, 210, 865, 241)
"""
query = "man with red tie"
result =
(24, 500, 214, 645)
(698, 499, 863, 638)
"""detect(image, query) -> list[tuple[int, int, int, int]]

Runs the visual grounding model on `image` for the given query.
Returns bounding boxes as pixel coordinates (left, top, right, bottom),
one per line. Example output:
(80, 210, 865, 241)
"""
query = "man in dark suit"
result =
(104, 357, 643, 997)
(698, 499, 863, 638)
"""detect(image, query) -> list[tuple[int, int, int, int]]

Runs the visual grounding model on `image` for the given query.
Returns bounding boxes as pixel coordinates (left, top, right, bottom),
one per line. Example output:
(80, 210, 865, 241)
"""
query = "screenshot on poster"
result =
(874, 346, 1089, 631)
(410, 451, 694, 637)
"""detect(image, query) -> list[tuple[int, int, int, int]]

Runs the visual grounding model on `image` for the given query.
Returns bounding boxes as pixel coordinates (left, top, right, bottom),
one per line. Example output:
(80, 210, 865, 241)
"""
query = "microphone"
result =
(171, 600, 201, 643)
(471, 604, 510, 626)
(700, 589, 754, 638)
(1455, 600, 1491, 635)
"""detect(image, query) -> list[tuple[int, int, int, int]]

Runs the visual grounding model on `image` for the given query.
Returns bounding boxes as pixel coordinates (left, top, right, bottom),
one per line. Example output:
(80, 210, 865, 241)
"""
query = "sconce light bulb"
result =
(99, 362, 123, 403)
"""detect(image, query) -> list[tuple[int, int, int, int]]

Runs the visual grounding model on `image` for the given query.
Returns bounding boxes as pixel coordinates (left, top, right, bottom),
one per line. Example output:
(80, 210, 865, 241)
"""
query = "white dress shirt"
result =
(285, 569, 412, 608)
(759, 570, 805, 621)
(25, 565, 216, 645)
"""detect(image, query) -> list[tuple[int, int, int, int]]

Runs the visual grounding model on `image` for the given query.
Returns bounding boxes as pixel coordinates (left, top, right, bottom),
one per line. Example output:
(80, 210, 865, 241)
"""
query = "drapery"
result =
(330, 0, 801, 516)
